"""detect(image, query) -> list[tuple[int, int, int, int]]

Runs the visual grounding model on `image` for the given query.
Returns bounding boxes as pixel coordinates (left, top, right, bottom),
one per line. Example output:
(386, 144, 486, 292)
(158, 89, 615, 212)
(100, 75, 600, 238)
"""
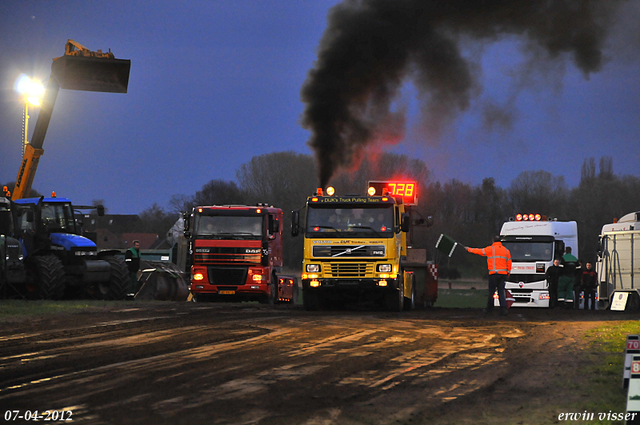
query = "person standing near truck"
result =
(581, 262, 598, 310)
(464, 236, 512, 316)
(558, 247, 579, 309)
(545, 259, 562, 308)
(125, 240, 141, 297)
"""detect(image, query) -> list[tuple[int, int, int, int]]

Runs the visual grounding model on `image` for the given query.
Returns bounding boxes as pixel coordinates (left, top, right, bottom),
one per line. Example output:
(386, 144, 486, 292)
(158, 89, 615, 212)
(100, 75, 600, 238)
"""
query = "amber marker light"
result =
(193, 273, 204, 281)
(368, 186, 376, 196)
(326, 186, 335, 196)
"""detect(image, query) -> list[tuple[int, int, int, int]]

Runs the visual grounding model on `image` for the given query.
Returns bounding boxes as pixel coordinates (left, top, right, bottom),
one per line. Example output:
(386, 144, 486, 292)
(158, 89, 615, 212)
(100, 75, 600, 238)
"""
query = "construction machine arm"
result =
(11, 40, 130, 201)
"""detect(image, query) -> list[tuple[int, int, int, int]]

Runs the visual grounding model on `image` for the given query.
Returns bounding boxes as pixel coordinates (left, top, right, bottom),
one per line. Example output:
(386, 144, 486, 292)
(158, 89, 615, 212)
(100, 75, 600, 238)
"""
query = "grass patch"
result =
(434, 288, 486, 308)
(564, 321, 640, 423)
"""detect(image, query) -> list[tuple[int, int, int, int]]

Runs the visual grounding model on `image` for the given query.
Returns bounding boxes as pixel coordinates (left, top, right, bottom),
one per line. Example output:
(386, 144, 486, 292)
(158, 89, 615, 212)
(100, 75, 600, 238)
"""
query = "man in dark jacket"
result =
(581, 262, 598, 310)
(125, 240, 141, 296)
(558, 247, 580, 309)
(545, 259, 561, 308)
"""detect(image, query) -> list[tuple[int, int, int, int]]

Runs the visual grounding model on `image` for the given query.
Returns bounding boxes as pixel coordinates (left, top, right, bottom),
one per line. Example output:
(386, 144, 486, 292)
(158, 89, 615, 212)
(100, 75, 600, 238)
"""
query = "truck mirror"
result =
(291, 210, 300, 237)
(96, 205, 105, 217)
(182, 212, 191, 237)
(401, 214, 410, 233)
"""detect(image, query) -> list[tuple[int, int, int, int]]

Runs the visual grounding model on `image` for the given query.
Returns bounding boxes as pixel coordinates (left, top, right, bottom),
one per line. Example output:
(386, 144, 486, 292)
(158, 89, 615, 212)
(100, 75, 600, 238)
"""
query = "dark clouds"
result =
(301, 0, 626, 186)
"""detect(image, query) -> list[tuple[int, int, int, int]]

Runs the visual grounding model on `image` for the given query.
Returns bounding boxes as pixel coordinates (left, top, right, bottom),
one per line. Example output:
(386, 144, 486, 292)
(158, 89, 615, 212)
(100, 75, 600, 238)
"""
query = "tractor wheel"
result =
(27, 255, 66, 300)
(98, 256, 130, 300)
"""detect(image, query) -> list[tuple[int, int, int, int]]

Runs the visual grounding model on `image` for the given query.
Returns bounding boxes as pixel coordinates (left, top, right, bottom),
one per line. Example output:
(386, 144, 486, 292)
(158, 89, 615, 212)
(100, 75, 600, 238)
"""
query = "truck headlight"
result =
(377, 264, 392, 273)
(306, 264, 321, 273)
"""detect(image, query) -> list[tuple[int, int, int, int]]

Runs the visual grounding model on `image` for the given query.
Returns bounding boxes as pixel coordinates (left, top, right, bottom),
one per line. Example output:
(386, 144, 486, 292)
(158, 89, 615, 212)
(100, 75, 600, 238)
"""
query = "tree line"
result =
(131, 152, 639, 275)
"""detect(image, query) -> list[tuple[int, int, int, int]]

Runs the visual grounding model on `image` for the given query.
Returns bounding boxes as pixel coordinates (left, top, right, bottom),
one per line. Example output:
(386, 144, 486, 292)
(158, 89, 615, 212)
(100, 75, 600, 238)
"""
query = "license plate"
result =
(219, 290, 235, 295)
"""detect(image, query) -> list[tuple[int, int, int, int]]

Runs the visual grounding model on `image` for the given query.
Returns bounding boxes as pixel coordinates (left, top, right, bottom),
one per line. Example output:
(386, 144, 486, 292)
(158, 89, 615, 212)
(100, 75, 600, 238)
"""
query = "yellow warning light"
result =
(198, 208, 203, 213)
(310, 280, 320, 287)
(256, 209, 262, 214)
(367, 186, 376, 196)
(193, 273, 204, 281)
(326, 186, 335, 196)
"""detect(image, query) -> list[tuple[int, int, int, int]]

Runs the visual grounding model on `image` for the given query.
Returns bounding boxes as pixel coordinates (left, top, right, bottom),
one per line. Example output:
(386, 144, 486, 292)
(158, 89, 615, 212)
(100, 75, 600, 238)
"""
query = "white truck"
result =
(498, 216, 578, 308)
(596, 212, 640, 310)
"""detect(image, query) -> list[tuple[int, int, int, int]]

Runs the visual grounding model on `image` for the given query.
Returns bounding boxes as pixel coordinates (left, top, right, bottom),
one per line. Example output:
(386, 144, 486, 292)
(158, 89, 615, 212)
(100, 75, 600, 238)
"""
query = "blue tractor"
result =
(12, 196, 129, 300)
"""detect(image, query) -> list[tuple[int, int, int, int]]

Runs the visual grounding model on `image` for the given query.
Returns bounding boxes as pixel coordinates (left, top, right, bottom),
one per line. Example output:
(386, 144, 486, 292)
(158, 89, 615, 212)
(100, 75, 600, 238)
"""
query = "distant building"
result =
(77, 213, 159, 250)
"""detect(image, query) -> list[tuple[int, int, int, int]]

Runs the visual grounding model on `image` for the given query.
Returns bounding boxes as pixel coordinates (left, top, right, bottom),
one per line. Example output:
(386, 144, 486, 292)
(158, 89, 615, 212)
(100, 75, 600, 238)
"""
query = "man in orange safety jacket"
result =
(464, 236, 512, 316)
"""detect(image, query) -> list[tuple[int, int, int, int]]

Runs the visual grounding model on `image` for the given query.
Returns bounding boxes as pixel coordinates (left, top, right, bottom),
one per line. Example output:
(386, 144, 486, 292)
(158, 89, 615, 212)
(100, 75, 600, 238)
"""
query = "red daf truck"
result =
(184, 204, 283, 303)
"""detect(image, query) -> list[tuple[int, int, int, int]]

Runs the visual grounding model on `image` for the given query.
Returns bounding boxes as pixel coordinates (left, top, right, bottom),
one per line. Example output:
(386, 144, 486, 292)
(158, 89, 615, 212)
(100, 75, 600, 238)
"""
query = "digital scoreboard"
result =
(368, 180, 417, 205)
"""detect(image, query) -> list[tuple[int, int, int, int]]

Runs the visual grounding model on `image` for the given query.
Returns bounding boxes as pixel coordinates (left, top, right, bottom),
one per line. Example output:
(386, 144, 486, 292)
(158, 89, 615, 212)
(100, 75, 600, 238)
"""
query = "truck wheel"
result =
(27, 255, 66, 300)
(385, 281, 404, 312)
(268, 273, 278, 305)
(403, 283, 415, 311)
(98, 256, 129, 300)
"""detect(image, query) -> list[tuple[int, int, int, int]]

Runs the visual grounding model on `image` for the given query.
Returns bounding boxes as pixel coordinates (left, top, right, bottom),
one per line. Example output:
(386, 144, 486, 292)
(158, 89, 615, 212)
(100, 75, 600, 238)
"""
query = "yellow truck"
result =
(291, 181, 434, 311)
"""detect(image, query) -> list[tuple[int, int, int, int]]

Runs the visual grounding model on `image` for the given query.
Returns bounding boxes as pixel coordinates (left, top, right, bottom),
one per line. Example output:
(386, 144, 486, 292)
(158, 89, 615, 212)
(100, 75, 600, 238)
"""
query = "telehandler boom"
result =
(12, 40, 130, 200)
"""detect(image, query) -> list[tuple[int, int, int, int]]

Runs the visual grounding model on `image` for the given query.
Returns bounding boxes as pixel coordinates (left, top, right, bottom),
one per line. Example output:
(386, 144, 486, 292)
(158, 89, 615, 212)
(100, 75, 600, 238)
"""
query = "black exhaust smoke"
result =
(301, 0, 625, 187)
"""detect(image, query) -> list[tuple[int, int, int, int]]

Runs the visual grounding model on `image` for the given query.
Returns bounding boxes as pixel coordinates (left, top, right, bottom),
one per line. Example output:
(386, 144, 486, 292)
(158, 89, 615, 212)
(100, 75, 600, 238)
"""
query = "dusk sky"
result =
(1, 1, 639, 215)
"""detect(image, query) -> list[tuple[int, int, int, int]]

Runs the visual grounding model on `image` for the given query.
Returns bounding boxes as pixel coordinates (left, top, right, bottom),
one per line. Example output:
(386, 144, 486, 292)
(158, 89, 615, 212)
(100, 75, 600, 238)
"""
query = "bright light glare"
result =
(15, 75, 45, 104)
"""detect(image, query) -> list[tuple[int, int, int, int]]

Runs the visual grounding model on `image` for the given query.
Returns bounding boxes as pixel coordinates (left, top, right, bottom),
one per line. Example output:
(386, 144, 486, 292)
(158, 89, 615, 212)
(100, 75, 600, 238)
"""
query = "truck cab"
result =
(185, 204, 283, 303)
(499, 216, 577, 308)
(291, 185, 415, 311)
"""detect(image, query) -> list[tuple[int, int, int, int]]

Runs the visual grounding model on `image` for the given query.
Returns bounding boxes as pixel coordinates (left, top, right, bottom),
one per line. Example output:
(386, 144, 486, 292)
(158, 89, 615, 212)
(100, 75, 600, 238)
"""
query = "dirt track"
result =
(0, 303, 635, 425)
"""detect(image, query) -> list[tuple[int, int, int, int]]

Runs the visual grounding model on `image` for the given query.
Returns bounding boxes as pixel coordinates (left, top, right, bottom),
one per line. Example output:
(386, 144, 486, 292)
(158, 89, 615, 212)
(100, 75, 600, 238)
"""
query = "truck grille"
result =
(195, 247, 260, 265)
(313, 245, 385, 258)
(327, 263, 374, 278)
(506, 274, 544, 284)
(207, 267, 248, 286)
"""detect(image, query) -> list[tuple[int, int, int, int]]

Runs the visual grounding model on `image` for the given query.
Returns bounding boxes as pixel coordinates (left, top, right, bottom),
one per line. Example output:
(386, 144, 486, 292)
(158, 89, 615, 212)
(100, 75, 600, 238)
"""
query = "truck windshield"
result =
(40, 202, 76, 233)
(306, 205, 394, 237)
(502, 241, 553, 262)
(194, 214, 263, 239)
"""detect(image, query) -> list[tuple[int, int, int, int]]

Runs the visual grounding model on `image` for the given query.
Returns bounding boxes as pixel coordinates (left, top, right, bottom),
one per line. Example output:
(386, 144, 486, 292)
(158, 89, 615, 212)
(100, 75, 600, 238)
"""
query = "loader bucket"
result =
(134, 261, 190, 301)
(51, 55, 130, 93)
